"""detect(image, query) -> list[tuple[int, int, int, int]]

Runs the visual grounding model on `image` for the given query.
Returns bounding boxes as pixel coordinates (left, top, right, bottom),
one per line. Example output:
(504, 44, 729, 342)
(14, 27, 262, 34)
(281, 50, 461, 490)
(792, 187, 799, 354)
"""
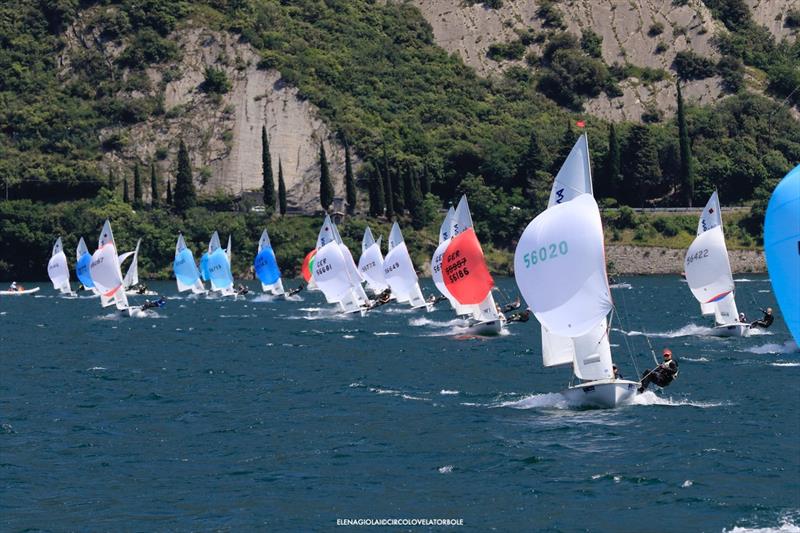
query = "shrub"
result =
(202, 67, 232, 94)
(648, 22, 665, 36)
(674, 50, 715, 80)
(487, 40, 526, 61)
(652, 216, 680, 236)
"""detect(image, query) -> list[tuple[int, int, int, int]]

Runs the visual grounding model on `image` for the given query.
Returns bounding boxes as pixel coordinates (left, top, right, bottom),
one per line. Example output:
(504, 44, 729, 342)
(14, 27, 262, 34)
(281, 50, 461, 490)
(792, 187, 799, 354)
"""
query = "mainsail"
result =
(359, 226, 389, 295)
(684, 192, 739, 325)
(764, 164, 800, 343)
(120, 239, 141, 290)
(383, 222, 427, 309)
(47, 237, 72, 294)
(89, 220, 130, 310)
(312, 216, 364, 313)
(255, 228, 285, 295)
(174, 233, 206, 294)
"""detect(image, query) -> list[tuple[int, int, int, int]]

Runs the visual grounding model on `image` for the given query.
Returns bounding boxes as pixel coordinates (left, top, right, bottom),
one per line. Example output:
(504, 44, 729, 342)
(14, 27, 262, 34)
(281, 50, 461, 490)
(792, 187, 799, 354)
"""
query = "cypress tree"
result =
(622, 124, 661, 207)
(382, 146, 394, 217)
(166, 179, 172, 205)
(677, 82, 694, 206)
(344, 138, 356, 215)
(402, 162, 415, 209)
(420, 161, 431, 195)
(391, 162, 404, 216)
(150, 163, 159, 208)
(262, 126, 275, 211)
(278, 158, 287, 215)
(123, 176, 129, 203)
(408, 167, 426, 229)
(319, 141, 334, 211)
(107, 168, 115, 191)
(605, 123, 621, 198)
(553, 120, 575, 174)
(372, 160, 386, 217)
(174, 139, 196, 213)
(517, 128, 545, 196)
(133, 163, 143, 209)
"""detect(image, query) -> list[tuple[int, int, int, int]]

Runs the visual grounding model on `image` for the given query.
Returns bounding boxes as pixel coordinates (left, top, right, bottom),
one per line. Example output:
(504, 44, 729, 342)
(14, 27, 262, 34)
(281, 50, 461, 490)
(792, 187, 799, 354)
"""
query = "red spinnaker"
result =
(442, 228, 493, 304)
(302, 249, 317, 283)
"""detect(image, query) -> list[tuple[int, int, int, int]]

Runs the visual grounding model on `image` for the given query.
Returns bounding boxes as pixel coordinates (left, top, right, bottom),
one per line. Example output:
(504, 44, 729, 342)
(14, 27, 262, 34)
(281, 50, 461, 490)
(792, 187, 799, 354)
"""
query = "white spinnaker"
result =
(548, 133, 593, 206)
(313, 241, 354, 304)
(90, 220, 129, 309)
(384, 223, 423, 305)
(359, 228, 389, 294)
(122, 239, 141, 289)
(47, 237, 71, 293)
(514, 194, 612, 339)
(684, 225, 737, 322)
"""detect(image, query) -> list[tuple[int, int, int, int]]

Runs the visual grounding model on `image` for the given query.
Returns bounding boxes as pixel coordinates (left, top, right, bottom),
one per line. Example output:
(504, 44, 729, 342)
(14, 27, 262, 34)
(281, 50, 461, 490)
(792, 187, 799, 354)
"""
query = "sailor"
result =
(506, 309, 531, 323)
(142, 296, 166, 310)
(235, 284, 249, 296)
(613, 365, 623, 380)
(136, 283, 148, 295)
(501, 296, 521, 313)
(750, 307, 774, 329)
(9, 281, 17, 291)
(426, 294, 445, 306)
(738, 312, 747, 323)
(287, 284, 305, 297)
(638, 348, 678, 392)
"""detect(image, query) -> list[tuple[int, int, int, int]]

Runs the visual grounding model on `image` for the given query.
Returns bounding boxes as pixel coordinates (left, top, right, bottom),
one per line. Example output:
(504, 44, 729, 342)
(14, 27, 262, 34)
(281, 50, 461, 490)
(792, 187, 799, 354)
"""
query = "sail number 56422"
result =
(523, 241, 568, 268)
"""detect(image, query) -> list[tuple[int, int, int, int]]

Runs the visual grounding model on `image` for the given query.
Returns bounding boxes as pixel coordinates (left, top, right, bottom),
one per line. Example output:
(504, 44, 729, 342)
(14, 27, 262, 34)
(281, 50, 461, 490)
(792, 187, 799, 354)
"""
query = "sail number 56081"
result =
(523, 241, 568, 268)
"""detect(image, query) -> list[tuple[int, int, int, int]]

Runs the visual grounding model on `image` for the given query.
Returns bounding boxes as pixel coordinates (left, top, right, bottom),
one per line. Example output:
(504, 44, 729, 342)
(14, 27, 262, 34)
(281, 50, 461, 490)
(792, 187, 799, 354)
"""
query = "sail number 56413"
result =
(523, 241, 568, 268)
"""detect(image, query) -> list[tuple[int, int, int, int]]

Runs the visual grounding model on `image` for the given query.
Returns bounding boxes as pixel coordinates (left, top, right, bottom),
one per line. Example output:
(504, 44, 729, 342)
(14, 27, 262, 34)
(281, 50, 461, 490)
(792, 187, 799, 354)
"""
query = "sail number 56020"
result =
(523, 241, 568, 268)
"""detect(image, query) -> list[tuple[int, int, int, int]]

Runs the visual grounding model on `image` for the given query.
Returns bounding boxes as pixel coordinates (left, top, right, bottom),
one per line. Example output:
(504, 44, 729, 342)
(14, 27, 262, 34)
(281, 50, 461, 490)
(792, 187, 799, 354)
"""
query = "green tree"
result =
(262, 126, 275, 211)
(278, 158, 287, 215)
(319, 141, 333, 211)
(370, 160, 386, 217)
(552, 120, 576, 174)
(603, 123, 621, 198)
(166, 179, 172, 205)
(516, 128, 545, 195)
(344, 138, 356, 215)
(622, 124, 662, 207)
(174, 139, 196, 213)
(402, 162, 415, 209)
(123, 176, 130, 203)
(107, 168, 115, 192)
(420, 161, 431, 195)
(382, 146, 394, 217)
(391, 162, 404, 215)
(408, 168, 426, 229)
(150, 163, 159, 208)
(677, 82, 694, 206)
(133, 163, 143, 209)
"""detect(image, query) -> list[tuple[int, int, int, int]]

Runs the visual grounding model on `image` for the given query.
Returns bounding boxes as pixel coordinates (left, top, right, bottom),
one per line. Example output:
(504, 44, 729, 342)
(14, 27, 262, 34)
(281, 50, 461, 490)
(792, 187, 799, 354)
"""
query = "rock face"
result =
(746, 0, 800, 41)
(62, 15, 350, 212)
(606, 245, 766, 274)
(410, 0, 795, 122)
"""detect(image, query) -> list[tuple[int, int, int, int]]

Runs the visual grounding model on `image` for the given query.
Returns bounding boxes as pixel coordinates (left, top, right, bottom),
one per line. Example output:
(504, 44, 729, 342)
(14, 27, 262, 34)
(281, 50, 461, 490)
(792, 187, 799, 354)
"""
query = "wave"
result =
(771, 362, 800, 367)
(493, 392, 570, 410)
(630, 391, 728, 408)
(410, 317, 469, 329)
(618, 324, 717, 338)
(440, 390, 460, 395)
(682, 356, 710, 362)
(610, 283, 633, 289)
(438, 465, 454, 474)
(746, 341, 799, 354)
(725, 512, 800, 533)
(251, 294, 277, 303)
(373, 331, 399, 336)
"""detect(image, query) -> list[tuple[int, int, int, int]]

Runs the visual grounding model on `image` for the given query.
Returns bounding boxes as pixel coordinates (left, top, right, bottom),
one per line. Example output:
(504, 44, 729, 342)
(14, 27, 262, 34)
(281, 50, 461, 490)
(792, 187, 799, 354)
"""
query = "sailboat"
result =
(312, 215, 368, 315)
(383, 222, 431, 311)
(513, 134, 639, 408)
(118, 239, 155, 296)
(47, 237, 75, 296)
(174, 233, 207, 295)
(443, 196, 505, 335)
(684, 191, 749, 337)
(432, 207, 475, 316)
(358, 227, 390, 296)
(254, 228, 285, 297)
(332, 222, 370, 307)
(89, 220, 136, 316)
(75, 237, 98, 295)
(207, 231, 236, 297)
(764, 164, 799, 345)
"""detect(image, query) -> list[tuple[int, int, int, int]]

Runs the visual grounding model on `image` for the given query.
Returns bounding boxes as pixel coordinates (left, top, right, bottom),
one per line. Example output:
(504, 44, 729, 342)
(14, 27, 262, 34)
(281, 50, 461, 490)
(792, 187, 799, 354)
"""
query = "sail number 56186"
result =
(523, 241, 568, 268)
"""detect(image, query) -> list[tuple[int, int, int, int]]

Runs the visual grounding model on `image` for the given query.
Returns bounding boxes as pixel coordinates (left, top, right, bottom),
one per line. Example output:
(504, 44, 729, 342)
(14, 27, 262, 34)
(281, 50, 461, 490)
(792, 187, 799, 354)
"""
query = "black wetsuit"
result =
(639, 359, 678, 391)
(287, 285, 305, 296)
(507, 310, 531, 323)
(750, 310, 774, 329)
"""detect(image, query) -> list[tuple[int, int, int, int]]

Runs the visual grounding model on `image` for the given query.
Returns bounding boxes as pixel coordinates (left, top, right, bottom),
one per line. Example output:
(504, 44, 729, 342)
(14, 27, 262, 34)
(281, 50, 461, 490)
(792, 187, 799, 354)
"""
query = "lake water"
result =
(1, 276, 798, 532)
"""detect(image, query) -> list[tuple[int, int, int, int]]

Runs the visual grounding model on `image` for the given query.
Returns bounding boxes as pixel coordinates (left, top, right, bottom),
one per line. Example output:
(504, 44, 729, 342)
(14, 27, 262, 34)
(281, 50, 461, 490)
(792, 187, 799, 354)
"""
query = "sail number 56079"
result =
(522, 241, 568, 268)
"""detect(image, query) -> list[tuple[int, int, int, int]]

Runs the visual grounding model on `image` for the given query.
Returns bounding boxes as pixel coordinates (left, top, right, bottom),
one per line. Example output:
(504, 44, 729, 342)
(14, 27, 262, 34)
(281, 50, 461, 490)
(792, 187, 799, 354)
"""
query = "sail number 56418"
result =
(523, 241, 568, 268)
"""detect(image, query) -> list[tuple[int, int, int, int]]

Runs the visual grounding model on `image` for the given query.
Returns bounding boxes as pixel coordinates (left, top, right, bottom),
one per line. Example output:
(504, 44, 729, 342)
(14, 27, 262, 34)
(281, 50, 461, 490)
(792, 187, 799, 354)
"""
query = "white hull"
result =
(0, 287, 41, 296)
(125, 290, 158, 296)
(465, 318, 505, 337)
(711, 322, 750, 337)
(560, 379, 639, 408)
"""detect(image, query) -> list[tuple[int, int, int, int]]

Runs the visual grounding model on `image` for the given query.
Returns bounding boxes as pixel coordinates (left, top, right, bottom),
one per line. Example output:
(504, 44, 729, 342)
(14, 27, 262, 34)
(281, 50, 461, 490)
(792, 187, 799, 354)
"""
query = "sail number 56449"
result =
(522, 241, 568, 268)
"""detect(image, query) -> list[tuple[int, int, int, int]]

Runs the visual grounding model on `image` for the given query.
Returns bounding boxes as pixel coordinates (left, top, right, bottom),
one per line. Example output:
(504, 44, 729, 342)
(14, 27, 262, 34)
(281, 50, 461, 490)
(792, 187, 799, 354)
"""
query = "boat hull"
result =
(466, 318, 505, 337)
(561, 380, 639, 408)
(0, 287, 41, 296)
(711, 323, 750, 337)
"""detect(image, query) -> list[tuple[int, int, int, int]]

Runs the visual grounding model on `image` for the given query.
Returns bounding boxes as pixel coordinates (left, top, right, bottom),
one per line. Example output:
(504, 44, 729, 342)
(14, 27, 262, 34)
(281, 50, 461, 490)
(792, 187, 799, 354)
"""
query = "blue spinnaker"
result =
(207, 248, 233, 290)
(200, 252, 210, 281)
(254, 247, 281, 285)
(174, 248, 200, 288)
(76, 252, 94, 288)
(764, 164, 800, 344)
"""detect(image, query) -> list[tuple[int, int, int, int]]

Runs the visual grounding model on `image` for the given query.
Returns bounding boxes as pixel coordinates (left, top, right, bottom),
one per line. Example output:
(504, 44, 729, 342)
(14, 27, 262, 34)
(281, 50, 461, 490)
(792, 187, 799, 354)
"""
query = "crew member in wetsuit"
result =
(142, 297, 166, 310)
(369, 289, 393, 309)
(507, 309, 531, 323)
(501, 297, 521, 313)
(738, 312, 747, 323)
(613, 365, 623, 380)
(427, 294, 446, 306)
(287, 284, 305, 296)
(135, 283, 148, 295)
(750, 307, 774, 329)
(235, 284, 249, 296)
(638, 348, 678, 393)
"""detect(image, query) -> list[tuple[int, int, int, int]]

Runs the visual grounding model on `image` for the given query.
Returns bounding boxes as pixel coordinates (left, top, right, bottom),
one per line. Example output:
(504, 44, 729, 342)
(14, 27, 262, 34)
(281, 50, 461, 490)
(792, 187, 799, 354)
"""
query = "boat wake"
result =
(492, 392, 570, 410)
(681, 356, 710, 362)
(349, 382, 431, 402)
(770, 362, 800, 367)
(630, 391, 729, 408)
(610, 283, 633, 290)
(746, 340, 799, 354)
(724, 510, 800, 533)
(617, 324, 718, 338)
(251, 294, 277, 303)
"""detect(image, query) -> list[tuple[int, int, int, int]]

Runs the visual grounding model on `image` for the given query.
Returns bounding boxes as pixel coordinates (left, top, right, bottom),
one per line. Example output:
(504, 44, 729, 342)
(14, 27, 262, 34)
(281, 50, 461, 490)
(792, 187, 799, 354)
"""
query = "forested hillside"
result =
(0, 0, 798, 279)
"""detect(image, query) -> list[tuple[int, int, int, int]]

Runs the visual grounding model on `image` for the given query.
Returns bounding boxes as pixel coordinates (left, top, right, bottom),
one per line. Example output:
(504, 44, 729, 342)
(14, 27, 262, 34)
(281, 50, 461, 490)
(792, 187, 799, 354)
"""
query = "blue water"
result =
(1, 276, 798, 532)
